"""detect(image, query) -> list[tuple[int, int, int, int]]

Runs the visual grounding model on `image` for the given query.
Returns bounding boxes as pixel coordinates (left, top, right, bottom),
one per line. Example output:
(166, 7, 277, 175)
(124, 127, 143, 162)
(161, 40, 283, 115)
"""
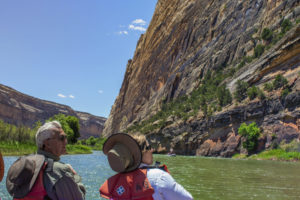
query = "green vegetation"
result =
(261, 28, 273, 42)
(234, 138, 300, 162)
(263, 82, 274, 92)
(66, 144, 92, 154)
(0, 116, 98, 156)
(48, 114, 80, 144)
(247, 86, 265, 100)
(235, 17, 296, 71)
(249, 149, 300, 161)
(127, 69, 233, 134)
(254, 44, 264, 58)
(273, 74, 288, 89)
(127, 15, 296, 135)
(234, 80, 248, 102)
(238, 122, 261, 153)
(0, 119, 37, 144)
(263, 74, 288, 93)
(78, 136, 107, 150)
(0, 141, 37, 156)
(281, 88, 290, 98)
(281, 19, 292, 34)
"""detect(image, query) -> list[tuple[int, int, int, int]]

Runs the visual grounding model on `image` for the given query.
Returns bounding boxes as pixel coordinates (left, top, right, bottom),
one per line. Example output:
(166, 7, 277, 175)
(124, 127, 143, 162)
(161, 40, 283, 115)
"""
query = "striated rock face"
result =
(103, 0, 300, 156)
(0, 84, 106, 139)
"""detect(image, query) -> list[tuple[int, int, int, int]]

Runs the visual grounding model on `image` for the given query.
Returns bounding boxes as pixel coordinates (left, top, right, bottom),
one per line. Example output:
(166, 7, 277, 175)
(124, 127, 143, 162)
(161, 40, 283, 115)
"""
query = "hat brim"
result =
(6, 154, 45, 198)
(103, 133, 141, 172)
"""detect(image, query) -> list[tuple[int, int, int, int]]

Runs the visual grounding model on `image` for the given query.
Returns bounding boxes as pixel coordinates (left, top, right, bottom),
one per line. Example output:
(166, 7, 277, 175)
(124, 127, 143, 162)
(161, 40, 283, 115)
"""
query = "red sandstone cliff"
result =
(103, 0, 300, 156)
(0, 84, 106, 139)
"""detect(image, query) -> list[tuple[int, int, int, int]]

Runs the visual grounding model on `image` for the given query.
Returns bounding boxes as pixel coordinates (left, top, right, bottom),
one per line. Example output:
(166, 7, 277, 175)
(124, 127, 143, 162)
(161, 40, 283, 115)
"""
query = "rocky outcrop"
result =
(104, 0, 300, 156)
(0, 84, 106, 139)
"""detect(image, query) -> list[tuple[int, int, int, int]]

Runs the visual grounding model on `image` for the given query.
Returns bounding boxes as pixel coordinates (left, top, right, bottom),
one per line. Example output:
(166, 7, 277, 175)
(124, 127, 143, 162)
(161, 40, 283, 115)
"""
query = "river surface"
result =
(1, 151, 300, 199)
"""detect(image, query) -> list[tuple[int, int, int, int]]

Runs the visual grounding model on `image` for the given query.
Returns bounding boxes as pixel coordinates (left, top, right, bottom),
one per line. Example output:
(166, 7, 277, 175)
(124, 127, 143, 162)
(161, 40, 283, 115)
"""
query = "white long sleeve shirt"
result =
(140, 164, 194, 200)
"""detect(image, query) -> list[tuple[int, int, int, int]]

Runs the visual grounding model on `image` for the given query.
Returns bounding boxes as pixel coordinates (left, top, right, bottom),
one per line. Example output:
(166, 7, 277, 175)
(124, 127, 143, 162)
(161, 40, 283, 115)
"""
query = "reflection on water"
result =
(1, 151, 300, 200)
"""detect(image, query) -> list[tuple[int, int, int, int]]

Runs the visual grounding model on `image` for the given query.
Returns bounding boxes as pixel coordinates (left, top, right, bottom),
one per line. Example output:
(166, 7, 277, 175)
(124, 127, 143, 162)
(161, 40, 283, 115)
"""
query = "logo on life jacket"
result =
(116, 185, 125, 196)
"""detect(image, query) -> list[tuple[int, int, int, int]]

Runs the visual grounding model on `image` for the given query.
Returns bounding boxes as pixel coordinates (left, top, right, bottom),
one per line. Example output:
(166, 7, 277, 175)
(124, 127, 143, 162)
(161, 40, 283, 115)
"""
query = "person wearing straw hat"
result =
(99, 133, 193, 200)
(6, 121, 85, 200)
(0, 151, 4, 182)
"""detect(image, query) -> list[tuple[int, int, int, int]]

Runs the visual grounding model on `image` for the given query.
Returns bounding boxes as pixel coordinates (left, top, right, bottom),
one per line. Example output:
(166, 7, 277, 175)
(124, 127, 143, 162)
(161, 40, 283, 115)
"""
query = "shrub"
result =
(238, 122, 261, 153)
(257, 89, 266, 100)
(281, 19, 292, 34)
(261, 28, 273, 42)
(237, 60, 246, 69)
(281, 88, 290, 98)
(234, 80, 248, 102)
(247, 86, 259, 100)
(273, 74, 288, 89)
(217, 85, 232, 106)
(254, 44, 265, 58)
(264, 82, 273, 92)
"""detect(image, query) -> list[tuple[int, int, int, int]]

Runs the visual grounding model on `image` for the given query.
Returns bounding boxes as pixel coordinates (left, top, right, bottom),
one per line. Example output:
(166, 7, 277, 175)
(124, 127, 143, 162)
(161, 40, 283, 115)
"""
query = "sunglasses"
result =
(145, 144, 152, 151)
(58, 134, 67, 141)
(141, 141, 152, 151)
(48, 134, 67, 142)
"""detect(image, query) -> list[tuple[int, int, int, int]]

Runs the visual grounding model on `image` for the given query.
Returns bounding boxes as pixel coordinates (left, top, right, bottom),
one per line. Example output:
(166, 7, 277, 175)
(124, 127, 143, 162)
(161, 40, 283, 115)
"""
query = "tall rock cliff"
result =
(104, 0, 300, 156)
(0, 84, 106, 139)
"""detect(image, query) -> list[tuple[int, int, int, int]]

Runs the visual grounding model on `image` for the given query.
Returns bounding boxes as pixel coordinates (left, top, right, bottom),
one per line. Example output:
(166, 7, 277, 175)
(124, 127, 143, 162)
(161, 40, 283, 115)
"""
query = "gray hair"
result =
(35, 121, 62, 149)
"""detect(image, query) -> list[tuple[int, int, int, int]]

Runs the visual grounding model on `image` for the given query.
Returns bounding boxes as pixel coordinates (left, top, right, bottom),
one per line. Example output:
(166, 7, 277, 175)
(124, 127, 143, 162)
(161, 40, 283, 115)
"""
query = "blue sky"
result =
(0, 0, 157, 118)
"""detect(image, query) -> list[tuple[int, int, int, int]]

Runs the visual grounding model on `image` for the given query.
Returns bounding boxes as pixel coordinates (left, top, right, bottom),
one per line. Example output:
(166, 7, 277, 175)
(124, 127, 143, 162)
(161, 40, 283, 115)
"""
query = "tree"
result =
(273, 74, 288, 89)
(234, 80, 248, 102)
(254, 44, 264, 58)
(238, 122, 261, 153)
(261, 28, 273, 42)
(281, 19, 292, 34)
(47, 114, 80, 144)
(247, 86, 259, 100)
(217, 85, 232, 106)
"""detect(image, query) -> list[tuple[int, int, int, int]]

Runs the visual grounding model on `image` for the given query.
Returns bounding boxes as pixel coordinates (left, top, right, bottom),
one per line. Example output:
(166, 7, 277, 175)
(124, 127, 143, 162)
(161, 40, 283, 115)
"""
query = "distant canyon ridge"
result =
(0, 84, 106, 139)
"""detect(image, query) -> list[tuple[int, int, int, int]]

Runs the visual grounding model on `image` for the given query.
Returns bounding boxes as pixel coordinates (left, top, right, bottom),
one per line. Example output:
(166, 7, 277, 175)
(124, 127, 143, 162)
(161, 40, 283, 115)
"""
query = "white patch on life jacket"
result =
(116, 185, 125, 196)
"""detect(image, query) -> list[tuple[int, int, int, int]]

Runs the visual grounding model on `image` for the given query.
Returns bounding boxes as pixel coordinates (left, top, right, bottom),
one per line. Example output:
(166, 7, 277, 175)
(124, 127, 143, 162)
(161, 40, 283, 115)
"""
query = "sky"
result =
(0, 0, 157, 118)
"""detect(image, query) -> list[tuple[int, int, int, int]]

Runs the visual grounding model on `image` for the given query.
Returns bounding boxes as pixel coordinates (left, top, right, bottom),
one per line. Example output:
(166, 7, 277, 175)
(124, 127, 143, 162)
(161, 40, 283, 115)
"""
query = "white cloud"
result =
(98, 90, 103, 94)
(128, 25, 146, 31)
(132, 19, 146, 26)
(69, 95, 75, 99)
(118, 31, 128, 35)
(58, 94, 66, 98)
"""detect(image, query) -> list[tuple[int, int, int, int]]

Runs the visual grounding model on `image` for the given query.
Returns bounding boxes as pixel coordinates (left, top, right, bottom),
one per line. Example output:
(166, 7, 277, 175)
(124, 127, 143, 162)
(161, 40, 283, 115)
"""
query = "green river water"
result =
(1, 151, 300, 199)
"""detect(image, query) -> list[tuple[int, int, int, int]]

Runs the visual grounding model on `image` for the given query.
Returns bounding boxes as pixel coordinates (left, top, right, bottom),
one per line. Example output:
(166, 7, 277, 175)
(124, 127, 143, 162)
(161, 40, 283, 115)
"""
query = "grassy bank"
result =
(233, 149, 300, 162)
(0, 141, 93, 156)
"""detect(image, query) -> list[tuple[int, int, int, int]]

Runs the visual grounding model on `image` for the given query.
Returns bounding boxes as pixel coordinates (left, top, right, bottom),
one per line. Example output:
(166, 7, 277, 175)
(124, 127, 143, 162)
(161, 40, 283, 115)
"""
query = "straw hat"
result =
(103, 133, 142, 173)
(6, 154, 45, 198)
(0, 152, 4, 182)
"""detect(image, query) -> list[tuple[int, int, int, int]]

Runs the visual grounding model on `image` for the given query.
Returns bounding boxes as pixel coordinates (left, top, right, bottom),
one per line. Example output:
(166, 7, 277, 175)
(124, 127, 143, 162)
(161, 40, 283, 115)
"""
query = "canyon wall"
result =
(104, 0, 300, 156)
(0, 84, 106, 139)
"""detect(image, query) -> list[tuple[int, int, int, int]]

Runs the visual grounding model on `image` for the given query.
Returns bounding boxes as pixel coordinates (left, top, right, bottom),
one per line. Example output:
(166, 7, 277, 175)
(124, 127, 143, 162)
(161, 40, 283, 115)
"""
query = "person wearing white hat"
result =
(99, 133, 193, 200)
(6, 121, 85, 200)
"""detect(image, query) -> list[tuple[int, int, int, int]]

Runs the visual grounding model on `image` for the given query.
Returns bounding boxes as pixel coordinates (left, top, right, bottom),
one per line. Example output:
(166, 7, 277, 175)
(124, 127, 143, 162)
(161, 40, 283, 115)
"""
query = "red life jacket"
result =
(100, 168, 154, 200)
(14, 162, 48, 200)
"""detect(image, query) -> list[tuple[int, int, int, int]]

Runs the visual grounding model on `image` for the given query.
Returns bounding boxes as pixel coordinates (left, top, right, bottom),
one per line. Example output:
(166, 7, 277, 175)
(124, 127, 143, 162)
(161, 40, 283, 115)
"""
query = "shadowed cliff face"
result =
(0, 84, 106, 139)
(104, 0, 300, 156)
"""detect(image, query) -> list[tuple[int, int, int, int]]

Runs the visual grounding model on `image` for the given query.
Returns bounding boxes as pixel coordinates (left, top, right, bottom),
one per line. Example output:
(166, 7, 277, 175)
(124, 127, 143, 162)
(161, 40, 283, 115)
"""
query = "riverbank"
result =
(233, 149, 300, 162)
(0, 142, 93, 156)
